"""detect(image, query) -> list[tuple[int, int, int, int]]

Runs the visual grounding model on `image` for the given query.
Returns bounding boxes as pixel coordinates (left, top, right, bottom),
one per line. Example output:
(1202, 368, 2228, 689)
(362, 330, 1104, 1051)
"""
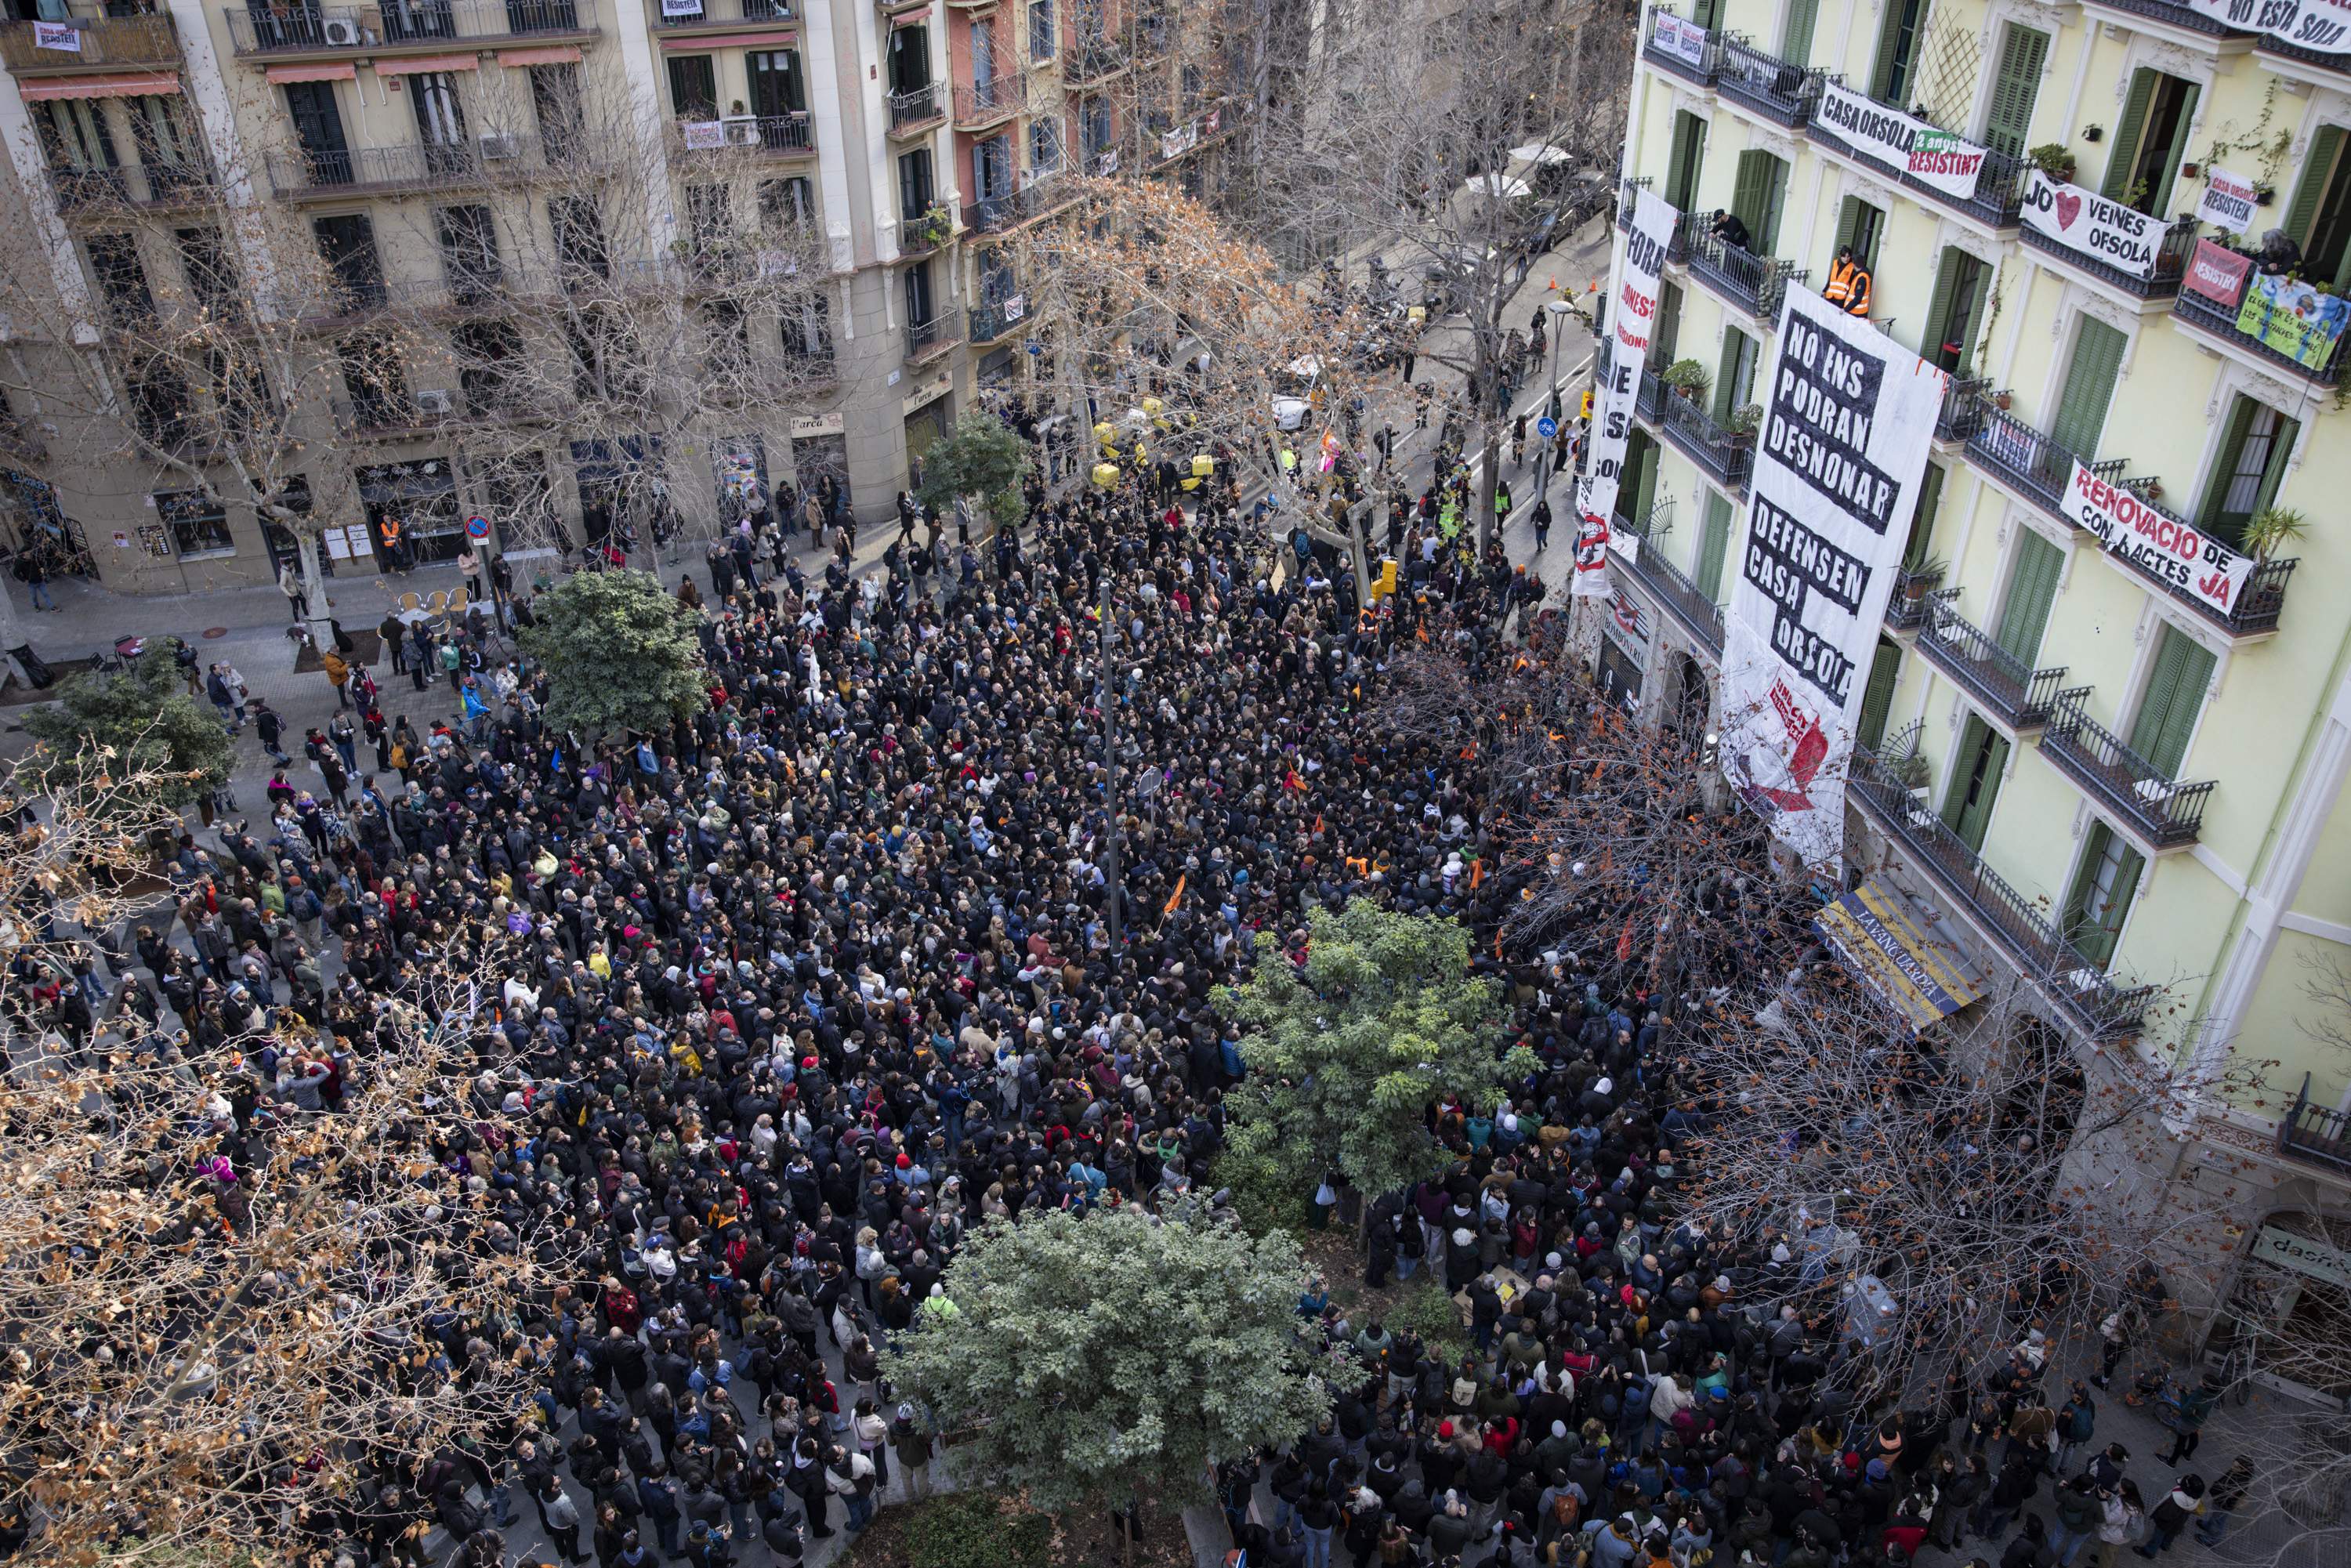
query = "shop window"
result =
(155, 489, 234, 558)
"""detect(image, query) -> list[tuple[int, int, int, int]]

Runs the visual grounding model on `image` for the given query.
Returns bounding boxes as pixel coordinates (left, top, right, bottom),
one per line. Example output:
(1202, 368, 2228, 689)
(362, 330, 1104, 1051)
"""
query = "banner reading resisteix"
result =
(2197, 168, 2259, 235)
(1573, 186, 1677, 598)
(2061, 461, 2255, 618)
(1720, 288, 1945, 866)
(1813, 82, 1989, 201)
(2183, 0, 2351, 55)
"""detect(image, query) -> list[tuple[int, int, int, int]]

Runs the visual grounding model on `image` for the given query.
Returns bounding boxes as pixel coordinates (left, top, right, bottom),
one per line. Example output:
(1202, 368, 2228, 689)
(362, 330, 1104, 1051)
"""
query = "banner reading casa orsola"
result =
(1813, 83, 1989, 202)
(1719, 288, 1946, 866)
(1573, 186, 1677, 598)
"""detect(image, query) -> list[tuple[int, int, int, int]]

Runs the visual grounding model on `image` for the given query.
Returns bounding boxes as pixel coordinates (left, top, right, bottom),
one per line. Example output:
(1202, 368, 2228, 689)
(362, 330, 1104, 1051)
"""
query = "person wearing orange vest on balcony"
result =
(1824, 246, 1874, 317)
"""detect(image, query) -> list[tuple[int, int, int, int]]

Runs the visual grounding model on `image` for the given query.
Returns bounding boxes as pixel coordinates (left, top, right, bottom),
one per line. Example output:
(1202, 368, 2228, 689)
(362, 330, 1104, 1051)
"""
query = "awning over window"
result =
(264, 62, 357, 84)
(372, 53, 479, 75)
(496, 43, 584, 66)
(18, 71, 179, 101)
(1815, 878, 1987, 1032)
(658, 27, 796, 49)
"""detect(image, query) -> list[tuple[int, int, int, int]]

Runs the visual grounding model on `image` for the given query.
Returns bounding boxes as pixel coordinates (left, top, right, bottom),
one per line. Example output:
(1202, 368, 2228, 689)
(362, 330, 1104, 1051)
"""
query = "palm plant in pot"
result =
(2241, 505, 2308, 561)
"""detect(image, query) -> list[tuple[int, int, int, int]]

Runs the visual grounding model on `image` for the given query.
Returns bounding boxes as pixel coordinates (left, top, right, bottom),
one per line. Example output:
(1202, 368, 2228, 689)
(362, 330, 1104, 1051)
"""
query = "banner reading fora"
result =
(1572, 186, 1677, 597)
(1720, 288, 1946, 866)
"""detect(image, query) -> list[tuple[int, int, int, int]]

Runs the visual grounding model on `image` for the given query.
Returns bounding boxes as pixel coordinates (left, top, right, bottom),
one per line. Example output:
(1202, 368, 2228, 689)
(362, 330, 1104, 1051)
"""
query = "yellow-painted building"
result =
(1605, 0, 2351, 1372)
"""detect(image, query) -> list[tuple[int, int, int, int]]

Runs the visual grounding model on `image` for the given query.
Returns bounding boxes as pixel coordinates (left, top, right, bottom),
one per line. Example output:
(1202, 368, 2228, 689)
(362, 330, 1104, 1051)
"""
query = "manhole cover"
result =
(201, 627, 228, 639)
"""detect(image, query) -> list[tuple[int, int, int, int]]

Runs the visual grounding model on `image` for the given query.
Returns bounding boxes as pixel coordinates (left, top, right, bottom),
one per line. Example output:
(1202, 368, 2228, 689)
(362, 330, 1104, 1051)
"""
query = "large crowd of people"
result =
(13, 470, 2238, 1568)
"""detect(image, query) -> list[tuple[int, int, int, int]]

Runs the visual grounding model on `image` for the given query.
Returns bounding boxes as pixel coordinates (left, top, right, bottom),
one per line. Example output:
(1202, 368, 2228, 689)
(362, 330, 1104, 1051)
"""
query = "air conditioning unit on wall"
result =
(321, 17, 364, 45)
(415, 389, 455, 415)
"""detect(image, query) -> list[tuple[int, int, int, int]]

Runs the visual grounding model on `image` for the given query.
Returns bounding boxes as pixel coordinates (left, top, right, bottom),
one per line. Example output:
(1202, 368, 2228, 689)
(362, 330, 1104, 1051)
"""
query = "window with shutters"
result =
(1992, 529, 2063, 665)
(668, 55, 719, 120)
(1870, 0, 1929, 103)
(1904, 463, 1946, 564)
(1695, 491, 1732, 603)
(1654, 280, 1684, 364)
(1730, 150, 1788, 253)
(2061, 822, 2143, 969)
(1835, 196, 1886, 271)
(1940, 712, 2010, 853)
(1691, 0, 1722, 28)
(1857, 639, 1902, 754)
(1664, 112, 1707, 213)
(1922, 247, 1990, 375)
(2050, 317, 2126, 459)
(2287, 125, 2351, 288)
(2101, 69, 2199, 217)
(1622, 431, 1661, 531)
(1715, 328, 1759, 425)
(1779, 0, 1820, 66)
(2196, 395, 2299, 552)
(2128, 625, 2215, 780)
(898, 147, 936, 223)
(1980, 24, 2049, 158)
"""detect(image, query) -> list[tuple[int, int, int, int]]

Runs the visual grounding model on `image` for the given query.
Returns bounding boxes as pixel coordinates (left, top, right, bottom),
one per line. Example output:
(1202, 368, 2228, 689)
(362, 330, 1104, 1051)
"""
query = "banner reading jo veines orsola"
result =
(1572, 186, 1679, 599)
(1720, 288, 1946, 865)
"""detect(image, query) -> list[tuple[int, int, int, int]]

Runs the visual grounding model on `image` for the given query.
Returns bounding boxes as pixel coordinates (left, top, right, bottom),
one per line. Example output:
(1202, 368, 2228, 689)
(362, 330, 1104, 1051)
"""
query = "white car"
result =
(1271, 354, 1321, 433)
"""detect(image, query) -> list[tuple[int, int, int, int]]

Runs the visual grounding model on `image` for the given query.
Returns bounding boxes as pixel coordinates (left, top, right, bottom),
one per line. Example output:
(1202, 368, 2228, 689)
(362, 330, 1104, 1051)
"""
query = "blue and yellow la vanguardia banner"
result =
(1814, 879, 1984, 1030)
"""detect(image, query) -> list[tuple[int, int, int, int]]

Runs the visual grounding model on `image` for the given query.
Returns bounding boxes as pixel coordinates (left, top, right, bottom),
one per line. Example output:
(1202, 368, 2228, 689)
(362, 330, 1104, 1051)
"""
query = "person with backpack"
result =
(2153, 1374, 2219, 1465)
(2132, 1476, 2203, 1558)
(2055, 1382, 2097, 1472)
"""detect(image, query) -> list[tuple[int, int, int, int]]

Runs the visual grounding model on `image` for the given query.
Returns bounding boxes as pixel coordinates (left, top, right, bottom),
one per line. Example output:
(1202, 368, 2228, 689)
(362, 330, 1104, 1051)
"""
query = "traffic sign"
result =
(465, 514, 491, 540)
(1536, 416, 1559, 440)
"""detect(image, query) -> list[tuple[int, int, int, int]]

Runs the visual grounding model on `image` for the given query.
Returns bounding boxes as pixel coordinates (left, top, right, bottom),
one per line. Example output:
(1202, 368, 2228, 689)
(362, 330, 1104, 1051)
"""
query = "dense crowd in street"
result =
(10, 451, 2248, 1568)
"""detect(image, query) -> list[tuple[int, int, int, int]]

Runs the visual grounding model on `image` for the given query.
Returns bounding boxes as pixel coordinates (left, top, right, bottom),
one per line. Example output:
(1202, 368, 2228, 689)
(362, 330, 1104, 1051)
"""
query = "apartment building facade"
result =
(0, 0, 1234, 595)
(1599, 0, 2351, 1382)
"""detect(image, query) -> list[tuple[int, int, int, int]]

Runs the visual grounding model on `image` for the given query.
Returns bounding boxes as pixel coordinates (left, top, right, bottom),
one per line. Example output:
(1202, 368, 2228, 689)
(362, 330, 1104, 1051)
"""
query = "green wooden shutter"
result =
(2196, 395, 2261, 534)
(2255, 411, 2301, 515)
(1780, 0, 1820, 66)
(2064, 824, 2146, 969)
(1835, 195, 1860, 254)
(1922, 249, 1960, 367)
(1870, 0, 1912, 101)
(2287, 125, 2346, 250)
(1696, 491, 1732, 600)
(2102, 71, 2158, 203)
(1940, 715, 2011, 851)
(1904, 463, 1946, 562)
(1992, 529, 2063, 664)
(1982, 25, 2050, 158)
(1630, 434, 1661, 533)
(1655, 280, 1683, 364)
(2050, 317, 2126, 458)
(2128, 626, 2215, 777)
(1693, 0, 1722, 30)
(1759, 156, 1788, 251)
(2150, 82, 2199, 215)
(1665, 113, 1707, 212)
(1730, 151, 1771, 248)
(1857, 640, 1902, 754)
(1715, 330, 1755, 423)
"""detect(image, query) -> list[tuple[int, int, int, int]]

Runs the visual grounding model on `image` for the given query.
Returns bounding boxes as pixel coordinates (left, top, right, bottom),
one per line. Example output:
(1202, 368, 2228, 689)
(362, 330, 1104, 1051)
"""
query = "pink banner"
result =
(2185, 240, 2251, 307)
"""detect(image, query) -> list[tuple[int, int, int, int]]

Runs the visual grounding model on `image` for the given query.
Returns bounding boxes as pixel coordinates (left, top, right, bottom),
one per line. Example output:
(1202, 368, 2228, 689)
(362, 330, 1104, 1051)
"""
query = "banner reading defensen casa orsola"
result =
(2061, 462, 2255, 619)
(2020, 169, 2164, 280)
(2183, 0, 2351, 56)
(1573, 186, 1677, 598)
(1720, 288, 1946, 865)
(1649, 12, 1709, 69)
(1813, 82, 1988, 201)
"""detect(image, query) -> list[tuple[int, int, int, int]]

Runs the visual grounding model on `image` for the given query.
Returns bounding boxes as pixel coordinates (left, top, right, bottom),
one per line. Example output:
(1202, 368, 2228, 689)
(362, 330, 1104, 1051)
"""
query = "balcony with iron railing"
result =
(1686, 226, 1806, 321)
(266, 141, 469, 197)
(1936, 374, 1991, 443)
(2172, 245, 2349, 386)
(1617, 522, 1726, 657)
(1807, 78, 2029, 230)
(1063, 30, 1127, 82)
(2020, 209, 2197, 301)
(1960, 391, 2298, 639)
(331, 388, 487, 436)
(2277, 1072, 2351, 1175)
(963, 171, 1076, 235)
(1715, 34, 1817, 126)
(225, 0, 594, 54)
(1639, 9, 1718, 88)
(650, 0, 792, 31)
(887, 83, 944, 134)
(954, 74, 1025, 129)
(2038, 688, 2215, 850)
(1883, 567, 1943, 633)
(1846, 744, 2157, 1038)
(1915, 588, 2067, 731)
(2, 8, 179, 72)
(875, 0, 931, 13)
(905, 308, 962, 361)
(968, 296, 1027, 342)
(2081, 0, 2240, 34)
(1656, 383, 1754, 491)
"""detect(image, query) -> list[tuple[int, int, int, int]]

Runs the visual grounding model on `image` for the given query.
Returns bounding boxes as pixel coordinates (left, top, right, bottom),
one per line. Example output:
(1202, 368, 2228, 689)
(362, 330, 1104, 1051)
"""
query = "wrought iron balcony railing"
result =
(2038, 688, 2214, 849)
(1915, 588, 2067, 730)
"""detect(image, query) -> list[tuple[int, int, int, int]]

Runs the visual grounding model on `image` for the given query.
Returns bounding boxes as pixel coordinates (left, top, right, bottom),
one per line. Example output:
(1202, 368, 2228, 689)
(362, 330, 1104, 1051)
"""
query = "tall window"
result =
(2286, 125, 2351, 288)
(175, 226, 239, 314)
(1714, 329, 1759, 425)
(1940, 713, 2010, 853)
(1869, 0, 1928, 103)
(759, 176, 816, 228)
(888, 27, 930, 93)
(313, 213, 382, 310)
(452, 319, 524, 411)
(338, 328, 409, 429)
(531, 63, 585, 163)
(1856, 639, 1902, 754)
(2103, 69, 2200, 217)
(1030, 114, 1064, 175)
(1835, 196, 1886, 272)
(2049, 317, 2127, 460)
(436, 205, 501, 299)
(1728, 149, 1787, 253)
(551, 195, 610, 278)
(903, 259, 936, 327)
(1663, 110, 1706, 212)
(782, 293, 832, 363)
(84, 233, 154, 322)
(748, 49, 804, 118)
(2197, 396, 2299, 552)
(1922, 247, 1990, 375)
(1029, 0, 1055, 60)
(2128, 625, 2217, 780)
(668, 55, 719, 119)
(408, 71, 469, 164)
(1991, 530, 2063, 667)
(282, 80, 349, 165)
(897, 147, 934, 222)
(1980, 24, 2049, 158)
(2061, 823, 2143, 969)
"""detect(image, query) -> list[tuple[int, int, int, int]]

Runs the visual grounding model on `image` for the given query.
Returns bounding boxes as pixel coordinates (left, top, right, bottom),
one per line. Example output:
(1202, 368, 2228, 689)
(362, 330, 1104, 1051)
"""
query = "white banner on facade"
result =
(32, 20, 82, 49)
(2060, 461, 2256, 619)
(1573, 186, 1677, 598)
(1721, 288, 1946, 865)
(2197, 167, 2259, 235)
(2184, 0, 2351, 55)
(2021, 169, 2163, 279)
(1649, 13, 1708, 68)
(1813, 82, 1988, 201)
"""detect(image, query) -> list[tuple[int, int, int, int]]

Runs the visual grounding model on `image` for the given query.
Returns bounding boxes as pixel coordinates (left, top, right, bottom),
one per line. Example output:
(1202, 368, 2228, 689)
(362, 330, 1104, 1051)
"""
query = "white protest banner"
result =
(2197, 168, 2259, 235)
(2183, 0, 2351, 54)
(2020, 169, 2162, 279)
(1573, 186, 1677, 597)
(661, 0, 705, 16)
(1721, 288, 1945, 865)
(2061, 462, 2256, 618)
(680, 120, 726, 150)
(32, 20, 82, 49)
(1813, 82, 1988, 201)
(1649, 12, 1708, 69)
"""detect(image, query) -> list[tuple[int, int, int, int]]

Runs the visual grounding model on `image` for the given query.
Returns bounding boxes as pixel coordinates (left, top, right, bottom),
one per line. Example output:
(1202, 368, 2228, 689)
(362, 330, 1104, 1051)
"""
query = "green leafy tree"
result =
(886, 1207, 1329, 1514)
(1219, 900, 1534, 1200)
(518, 569, 707, 737)
(914, 412, 1034, 531)
(24, 650, 232, 814)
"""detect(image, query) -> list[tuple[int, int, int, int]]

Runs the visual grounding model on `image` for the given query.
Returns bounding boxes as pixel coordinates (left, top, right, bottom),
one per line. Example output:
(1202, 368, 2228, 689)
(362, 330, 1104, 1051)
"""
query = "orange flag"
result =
(1163, 873, 1186, 915)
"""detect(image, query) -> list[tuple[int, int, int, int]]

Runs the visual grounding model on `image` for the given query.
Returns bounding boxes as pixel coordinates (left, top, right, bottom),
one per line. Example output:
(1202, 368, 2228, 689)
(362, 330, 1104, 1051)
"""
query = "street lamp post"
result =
(1534, 296, 1578, 496)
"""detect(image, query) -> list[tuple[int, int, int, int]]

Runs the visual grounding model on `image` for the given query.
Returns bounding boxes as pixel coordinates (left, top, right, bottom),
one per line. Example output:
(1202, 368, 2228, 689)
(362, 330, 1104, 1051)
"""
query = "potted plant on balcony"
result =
(907, 205, 955, 251)
(1899, 548, 1946, 602)
(1889, 749, 1932, 792)
(2027, 143, 2078, 184)
(1726, 402, 1762, 446)
(2241, 505, 2308, 561)
(1661, 359, 1709, 402)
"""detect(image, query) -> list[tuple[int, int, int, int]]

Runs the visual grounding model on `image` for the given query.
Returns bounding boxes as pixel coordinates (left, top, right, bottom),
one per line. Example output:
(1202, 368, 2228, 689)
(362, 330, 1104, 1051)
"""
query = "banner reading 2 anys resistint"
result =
(1720, 288, 1946, 865)
(1572, 186, 1678, 598)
